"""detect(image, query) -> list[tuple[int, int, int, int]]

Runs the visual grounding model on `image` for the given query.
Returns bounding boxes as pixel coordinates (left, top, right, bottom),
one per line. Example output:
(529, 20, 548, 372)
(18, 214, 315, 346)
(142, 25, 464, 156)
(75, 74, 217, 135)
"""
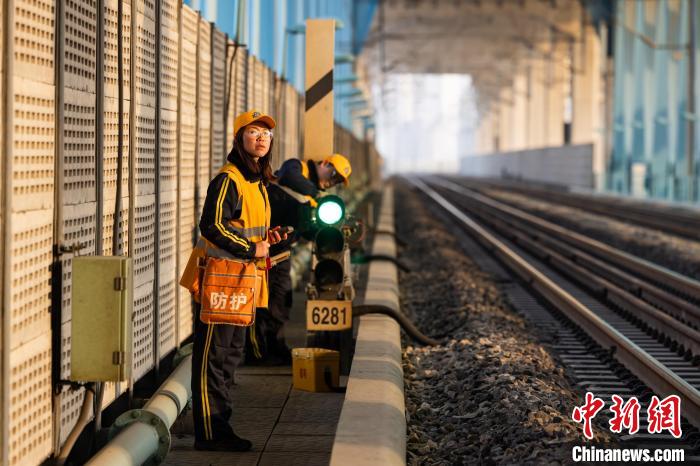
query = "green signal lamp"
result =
(316, 195, 345, 226)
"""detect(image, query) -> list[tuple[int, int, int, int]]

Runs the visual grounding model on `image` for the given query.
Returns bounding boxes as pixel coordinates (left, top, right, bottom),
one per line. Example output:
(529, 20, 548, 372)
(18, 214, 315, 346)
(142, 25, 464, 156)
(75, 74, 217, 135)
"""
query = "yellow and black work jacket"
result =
(180, 157, 271, 308)
(275, 158, 320, 198)
(268, 159, 322, 254)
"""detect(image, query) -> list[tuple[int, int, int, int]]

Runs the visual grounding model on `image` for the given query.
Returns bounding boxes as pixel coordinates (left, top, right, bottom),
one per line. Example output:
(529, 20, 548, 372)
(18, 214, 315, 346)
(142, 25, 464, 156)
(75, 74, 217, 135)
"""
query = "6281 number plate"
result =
(306, 300, 352, 331)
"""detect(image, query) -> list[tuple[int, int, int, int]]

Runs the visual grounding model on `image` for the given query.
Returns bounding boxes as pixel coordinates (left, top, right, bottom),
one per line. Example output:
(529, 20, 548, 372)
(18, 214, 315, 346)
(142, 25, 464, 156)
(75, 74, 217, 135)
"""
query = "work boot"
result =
(194, 433, 253, 452)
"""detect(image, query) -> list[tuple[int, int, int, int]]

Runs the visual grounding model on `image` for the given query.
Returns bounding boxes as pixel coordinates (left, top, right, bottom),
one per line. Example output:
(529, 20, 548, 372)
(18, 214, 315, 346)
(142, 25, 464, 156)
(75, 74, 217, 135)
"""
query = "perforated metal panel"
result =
(159, 191, 177, 274)
(247, 55, 257, 109)
(104, 0, 131, 100)
(178, 7, 197, 344)
(255, 59, 264, 112)
(180, 9, 197, 196)
(13, 0, 54, 83)
(1, 3, 373, 464)
(134, 104, 156, 196)
(161, 0, 178, 32)
(211, 29, 227, 170)
(102, 197, 130, 257)
(9, 333, 52, 466)
(133, 281, 155, 380)
(197, 18, 212, 215)
(160, 27, 179, 112)
(137, 0, 155, 21)
(269, 75, 280, 166)
(12, 78, 55, 212)
(280, 84, 289, 159)
(181, 6, 199, 48)
(10, 214, 53, 349)
(135, 13, 156, 108)
(235, 47, 247, 117)
(156, 162, 177, 358)
(7, 6, 55, 464)
(270, 69, 277, 116)
(133, 194, 156, 285)
(180, 38, 197, 110)
(263, 60, 270, 113)
(158, 259, 177, 356)
(63, 88, 97, 204)
(291, 90, 299, 159)
(262, 66, 270, 114)
(284, 82, 300, 161)
(61, 202, 98, 324)
(180, 111, 196, 193)
(260, 66, 267, 114)
(5, 76, 54, 348)
(103, 92, 130, 261)
(64, 0, 96, 92)
(160, 108, 177, 192)
(226, 40, 237, 148)
(59, 321, 85, 445)
(103, 95, 130, 202)
(178, 193, 196, 343)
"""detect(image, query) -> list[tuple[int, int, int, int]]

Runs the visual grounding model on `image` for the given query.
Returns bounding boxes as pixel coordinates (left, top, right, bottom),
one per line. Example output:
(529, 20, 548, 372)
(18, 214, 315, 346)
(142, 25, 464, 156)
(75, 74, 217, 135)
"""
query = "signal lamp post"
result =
(304, 195, 356, 374)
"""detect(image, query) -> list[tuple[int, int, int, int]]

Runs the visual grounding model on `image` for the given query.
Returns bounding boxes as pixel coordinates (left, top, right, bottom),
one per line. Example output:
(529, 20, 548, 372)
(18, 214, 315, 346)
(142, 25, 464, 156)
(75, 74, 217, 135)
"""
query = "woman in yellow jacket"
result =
(180, 110, 285, 452)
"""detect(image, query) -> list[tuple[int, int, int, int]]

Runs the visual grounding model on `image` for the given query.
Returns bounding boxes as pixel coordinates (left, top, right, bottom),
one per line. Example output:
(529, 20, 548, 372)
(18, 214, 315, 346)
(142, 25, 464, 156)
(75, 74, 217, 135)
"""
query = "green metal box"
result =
(70, 256, 133, 382)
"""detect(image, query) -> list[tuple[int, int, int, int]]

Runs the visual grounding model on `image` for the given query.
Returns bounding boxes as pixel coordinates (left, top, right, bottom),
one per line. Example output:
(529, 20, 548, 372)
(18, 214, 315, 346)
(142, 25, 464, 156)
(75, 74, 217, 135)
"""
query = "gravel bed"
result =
(479, 187, 700, 281)
(395, 181, 616, 465)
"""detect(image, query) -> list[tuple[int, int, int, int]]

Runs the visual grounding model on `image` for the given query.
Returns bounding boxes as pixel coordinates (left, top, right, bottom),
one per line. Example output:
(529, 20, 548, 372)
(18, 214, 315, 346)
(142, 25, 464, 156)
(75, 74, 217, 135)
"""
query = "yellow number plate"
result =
(306, 300, 353, 331)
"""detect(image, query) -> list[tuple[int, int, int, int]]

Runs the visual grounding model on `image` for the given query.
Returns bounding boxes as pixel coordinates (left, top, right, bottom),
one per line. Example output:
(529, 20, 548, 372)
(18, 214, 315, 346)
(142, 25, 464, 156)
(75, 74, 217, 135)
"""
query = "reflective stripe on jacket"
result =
(180, 162, 271, 307)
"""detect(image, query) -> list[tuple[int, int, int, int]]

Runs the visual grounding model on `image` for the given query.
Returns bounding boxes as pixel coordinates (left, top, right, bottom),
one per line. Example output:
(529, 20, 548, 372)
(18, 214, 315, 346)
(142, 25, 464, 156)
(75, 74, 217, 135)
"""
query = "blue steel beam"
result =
(610, 0, 699, 202)
(185, 0, 377, 134)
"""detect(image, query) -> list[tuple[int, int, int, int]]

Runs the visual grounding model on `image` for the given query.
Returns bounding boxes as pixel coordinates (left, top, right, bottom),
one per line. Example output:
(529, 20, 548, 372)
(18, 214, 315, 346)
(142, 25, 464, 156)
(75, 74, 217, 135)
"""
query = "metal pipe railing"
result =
(86, 353, 192, 466)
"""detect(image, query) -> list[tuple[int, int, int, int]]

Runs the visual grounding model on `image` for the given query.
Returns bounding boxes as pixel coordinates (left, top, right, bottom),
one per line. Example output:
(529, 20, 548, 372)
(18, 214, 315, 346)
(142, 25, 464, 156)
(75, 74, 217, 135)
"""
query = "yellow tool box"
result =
(292, 348, 340, 392)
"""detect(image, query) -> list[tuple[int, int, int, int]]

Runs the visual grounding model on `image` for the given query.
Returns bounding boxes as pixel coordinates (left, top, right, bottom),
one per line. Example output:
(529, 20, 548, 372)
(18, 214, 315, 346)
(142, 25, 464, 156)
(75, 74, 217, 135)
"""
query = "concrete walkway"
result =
(163, 291, 345, 466)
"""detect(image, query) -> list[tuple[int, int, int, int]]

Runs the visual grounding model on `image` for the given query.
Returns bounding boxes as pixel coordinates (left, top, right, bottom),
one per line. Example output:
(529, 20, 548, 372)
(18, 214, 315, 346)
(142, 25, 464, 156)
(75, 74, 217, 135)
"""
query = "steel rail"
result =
(439, 182, 700, 329)
(430, 176, 700, 354)
(429, 177, 700, 301)
(452, 177, 700, 240)
(409, 176, 700, 430)
(438, 187, 700, 357)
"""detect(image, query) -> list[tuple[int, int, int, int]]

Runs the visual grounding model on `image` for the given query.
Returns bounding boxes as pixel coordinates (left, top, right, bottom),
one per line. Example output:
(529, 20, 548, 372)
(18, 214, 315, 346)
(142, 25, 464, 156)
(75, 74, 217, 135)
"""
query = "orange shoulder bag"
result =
(199, 256, 260, 326)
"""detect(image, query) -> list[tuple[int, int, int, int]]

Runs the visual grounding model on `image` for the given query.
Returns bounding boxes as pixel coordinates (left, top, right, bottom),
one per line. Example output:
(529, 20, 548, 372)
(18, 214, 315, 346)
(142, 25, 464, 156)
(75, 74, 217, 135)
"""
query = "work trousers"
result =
(244, 259, 291, 363)
(268, 258, 292, 330)
(191, 302, 246, 441)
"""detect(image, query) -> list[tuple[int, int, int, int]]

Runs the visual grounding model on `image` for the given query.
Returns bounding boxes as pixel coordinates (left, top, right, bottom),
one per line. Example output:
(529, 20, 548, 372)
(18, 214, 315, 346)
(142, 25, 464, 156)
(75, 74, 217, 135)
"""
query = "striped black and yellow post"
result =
(304, 19, 335, 159)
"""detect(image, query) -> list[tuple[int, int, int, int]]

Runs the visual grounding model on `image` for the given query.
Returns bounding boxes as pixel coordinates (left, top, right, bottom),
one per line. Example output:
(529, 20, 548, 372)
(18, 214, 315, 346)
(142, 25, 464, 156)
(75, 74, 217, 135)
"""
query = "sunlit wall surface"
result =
(183, 0, 378, 133)
(610, 0, 700, 202)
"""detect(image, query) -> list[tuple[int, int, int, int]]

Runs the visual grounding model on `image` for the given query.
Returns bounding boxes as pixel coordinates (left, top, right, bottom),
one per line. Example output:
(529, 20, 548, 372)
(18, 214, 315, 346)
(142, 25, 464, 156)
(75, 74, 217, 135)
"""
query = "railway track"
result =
(447, 177, 700, 241)
(409, 176, 700, 452)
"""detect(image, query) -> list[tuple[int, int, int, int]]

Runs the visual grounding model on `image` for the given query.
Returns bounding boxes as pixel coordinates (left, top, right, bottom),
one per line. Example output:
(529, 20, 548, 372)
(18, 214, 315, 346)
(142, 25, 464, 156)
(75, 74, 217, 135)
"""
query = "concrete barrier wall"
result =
(460, 144, 594, 189)
(330, 185, 406, 466)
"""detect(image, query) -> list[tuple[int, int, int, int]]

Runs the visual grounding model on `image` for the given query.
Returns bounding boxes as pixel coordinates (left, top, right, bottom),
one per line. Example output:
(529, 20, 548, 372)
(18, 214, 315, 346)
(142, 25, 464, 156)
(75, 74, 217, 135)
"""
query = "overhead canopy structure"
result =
(358, 0, 611, 190)
(360, 0, 586, 112)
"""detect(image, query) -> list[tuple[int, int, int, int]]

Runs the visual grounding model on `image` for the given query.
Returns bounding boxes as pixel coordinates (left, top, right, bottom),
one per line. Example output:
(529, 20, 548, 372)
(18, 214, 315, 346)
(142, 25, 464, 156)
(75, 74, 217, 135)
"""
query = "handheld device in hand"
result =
(278, 226, 294, 235)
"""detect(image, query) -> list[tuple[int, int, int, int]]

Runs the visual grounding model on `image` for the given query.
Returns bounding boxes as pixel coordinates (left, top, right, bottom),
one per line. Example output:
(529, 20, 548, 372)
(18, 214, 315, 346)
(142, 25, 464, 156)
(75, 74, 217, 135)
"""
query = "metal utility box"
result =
(70, 256, 133, 382)
(292, 348, 339, 392)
